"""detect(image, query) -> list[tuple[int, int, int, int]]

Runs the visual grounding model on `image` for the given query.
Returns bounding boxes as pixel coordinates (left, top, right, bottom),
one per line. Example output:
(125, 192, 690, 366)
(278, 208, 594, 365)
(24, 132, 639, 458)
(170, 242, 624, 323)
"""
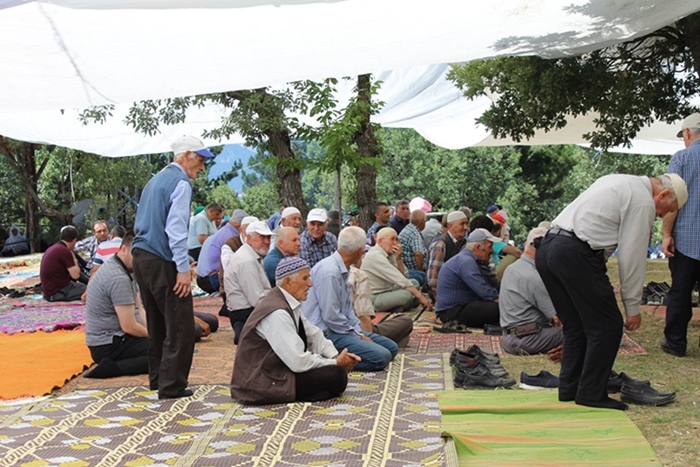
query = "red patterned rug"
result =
(406, 330, 645, 356)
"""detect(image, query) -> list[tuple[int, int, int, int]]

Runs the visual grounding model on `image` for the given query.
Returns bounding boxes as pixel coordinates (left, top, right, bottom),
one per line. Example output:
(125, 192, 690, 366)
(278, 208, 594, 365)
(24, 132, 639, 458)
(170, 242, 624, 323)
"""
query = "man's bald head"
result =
(276, 226, 301, 255)
(410, 209, 426, 230)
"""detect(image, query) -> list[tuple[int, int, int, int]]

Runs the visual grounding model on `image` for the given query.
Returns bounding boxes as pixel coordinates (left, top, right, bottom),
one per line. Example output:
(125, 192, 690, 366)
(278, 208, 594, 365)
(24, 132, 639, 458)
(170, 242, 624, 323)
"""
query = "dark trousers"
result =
(47, 281, 86, 302)
(188, 247, 201, 262)
(132, 248, 195, 397)
(88, 335, 149, 377)
(664, 250, 700, 352)
(229, 307, 254, 345)
(196, 275, 217, 294)
(438, 301, 500, 328)
(536, 233, 623, 403)
(295, 365, 348, 402)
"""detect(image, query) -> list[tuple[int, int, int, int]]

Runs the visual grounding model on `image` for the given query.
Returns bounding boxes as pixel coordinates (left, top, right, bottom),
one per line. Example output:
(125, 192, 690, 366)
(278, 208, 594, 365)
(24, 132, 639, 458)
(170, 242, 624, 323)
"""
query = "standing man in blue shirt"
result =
(132, 135, 215, 399)
(662, 113, 700, 357)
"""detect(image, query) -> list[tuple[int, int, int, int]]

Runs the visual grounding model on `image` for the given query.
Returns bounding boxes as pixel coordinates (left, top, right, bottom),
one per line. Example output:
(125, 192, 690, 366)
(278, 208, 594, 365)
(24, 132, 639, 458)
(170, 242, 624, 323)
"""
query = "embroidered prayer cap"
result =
(275, 255, 310, 281)
(281, 207, 301, 219)
(241, 216, 259, 227)
(446, 211, 466, 223)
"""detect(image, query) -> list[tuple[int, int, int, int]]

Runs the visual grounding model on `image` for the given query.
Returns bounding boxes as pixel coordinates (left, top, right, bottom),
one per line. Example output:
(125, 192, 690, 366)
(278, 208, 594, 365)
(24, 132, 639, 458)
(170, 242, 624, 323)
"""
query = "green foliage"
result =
(241, 182, 281, 220)
(448, 15, 700, 150)
(0, 158, 26, 234)
(207, 181, 241, 213)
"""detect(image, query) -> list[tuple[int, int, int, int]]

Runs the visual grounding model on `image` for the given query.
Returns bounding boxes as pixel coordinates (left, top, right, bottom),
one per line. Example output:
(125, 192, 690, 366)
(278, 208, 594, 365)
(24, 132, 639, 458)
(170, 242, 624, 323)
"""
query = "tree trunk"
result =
(0, 139, 59, 251)
(678, 11, 700, 80)
(353, 74, 381, 230)
(266, 128, 309, 218)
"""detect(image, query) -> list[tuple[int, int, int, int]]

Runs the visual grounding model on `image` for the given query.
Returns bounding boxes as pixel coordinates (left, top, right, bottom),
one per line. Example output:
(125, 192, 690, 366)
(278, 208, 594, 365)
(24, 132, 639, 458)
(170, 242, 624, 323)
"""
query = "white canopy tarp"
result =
(0, 1, 698, 155)
(0, 64, 688, 156)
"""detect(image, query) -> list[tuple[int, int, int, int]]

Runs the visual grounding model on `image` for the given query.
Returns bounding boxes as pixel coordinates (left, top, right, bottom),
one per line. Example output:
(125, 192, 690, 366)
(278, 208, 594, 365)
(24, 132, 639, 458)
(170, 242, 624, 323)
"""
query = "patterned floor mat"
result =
(0, 353, 447, 467)
(407, 329, 646, 356)
(0, 302, 86, 334)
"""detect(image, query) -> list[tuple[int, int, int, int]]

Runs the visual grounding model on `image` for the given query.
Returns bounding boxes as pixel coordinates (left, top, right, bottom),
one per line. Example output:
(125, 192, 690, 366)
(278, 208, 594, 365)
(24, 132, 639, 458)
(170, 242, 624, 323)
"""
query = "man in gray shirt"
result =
(499, 226, 562, 356)
(84, 232, 148, 379)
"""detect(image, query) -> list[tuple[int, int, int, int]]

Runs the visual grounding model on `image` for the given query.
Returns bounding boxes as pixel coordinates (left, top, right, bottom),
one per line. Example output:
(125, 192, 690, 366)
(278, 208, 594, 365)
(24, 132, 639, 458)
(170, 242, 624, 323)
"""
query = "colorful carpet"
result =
(407, 330, 646, 356)
(437, 390, 660, 466)
(0, 302, 87, 334)
(0, 330, 93, 400)
(0, 353, 447, 467)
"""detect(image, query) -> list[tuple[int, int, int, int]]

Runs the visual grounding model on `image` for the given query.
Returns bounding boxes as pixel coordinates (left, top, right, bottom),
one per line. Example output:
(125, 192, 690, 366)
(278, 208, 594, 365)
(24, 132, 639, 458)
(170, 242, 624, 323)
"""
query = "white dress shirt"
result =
(255, 287, 338, 373)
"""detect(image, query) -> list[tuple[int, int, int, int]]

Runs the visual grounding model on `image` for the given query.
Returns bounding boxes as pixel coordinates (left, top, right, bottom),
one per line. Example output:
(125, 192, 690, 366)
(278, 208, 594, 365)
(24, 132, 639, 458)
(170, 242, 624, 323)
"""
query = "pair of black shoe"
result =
(450, 346, 516, 389)
(617, 372, 676, 406)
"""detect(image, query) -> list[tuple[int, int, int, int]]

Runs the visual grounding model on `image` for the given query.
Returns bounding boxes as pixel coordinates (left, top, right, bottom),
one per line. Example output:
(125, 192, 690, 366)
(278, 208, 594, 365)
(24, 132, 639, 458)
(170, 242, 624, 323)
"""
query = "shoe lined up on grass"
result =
(450, 345, 515, 389)
(520, 370, 559, 390)
(619, 371, 676, 406)
(607, 370, 623, 393)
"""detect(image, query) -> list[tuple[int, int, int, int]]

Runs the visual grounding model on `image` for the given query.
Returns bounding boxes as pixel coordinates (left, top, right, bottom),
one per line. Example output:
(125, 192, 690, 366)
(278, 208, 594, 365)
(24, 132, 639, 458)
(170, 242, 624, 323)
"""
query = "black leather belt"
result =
(549, 227, 577, 239)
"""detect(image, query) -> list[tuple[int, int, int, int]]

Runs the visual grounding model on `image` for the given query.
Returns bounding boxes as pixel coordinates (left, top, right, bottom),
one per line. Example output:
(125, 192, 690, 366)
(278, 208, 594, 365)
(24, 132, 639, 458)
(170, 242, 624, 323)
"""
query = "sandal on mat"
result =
(433, 321, 470, 334)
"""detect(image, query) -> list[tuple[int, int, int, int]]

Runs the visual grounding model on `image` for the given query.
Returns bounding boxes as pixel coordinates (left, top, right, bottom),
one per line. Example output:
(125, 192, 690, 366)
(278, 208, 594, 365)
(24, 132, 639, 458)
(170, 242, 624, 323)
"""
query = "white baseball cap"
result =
(170, 135, 215, 158)
(307, 208, 328, 223)
(246, 221, 274, 236)
(676, 113, 700, 138)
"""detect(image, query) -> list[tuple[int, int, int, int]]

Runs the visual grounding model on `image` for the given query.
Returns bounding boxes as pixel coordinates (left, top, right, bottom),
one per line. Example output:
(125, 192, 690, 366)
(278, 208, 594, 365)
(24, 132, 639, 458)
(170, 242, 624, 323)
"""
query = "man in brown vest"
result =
(231, 256, 360, 405)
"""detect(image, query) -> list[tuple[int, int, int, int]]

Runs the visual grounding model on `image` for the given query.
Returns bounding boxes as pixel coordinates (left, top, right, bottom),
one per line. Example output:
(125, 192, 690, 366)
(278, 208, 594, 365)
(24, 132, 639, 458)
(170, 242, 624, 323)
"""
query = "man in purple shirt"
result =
(196, 208, 248, 293)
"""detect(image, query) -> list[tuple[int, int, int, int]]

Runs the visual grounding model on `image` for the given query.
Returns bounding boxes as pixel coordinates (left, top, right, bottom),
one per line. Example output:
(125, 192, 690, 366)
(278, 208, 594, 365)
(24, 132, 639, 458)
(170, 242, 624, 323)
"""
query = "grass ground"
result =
(500, 258, 700, 467)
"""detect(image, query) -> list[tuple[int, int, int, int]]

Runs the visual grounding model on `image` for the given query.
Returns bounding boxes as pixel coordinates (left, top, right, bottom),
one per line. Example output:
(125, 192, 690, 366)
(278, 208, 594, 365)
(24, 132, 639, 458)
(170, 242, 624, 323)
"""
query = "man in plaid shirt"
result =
(398, 209, 428, 286)
(662, 113, 700, 357)
(427, 211, 469, 299)
(300, 208, 338, 269)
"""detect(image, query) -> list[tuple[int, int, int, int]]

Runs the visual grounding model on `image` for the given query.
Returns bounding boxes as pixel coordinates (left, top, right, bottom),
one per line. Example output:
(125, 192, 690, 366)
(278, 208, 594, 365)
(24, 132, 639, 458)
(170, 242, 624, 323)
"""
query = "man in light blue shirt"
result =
(302, 226, 398, 371)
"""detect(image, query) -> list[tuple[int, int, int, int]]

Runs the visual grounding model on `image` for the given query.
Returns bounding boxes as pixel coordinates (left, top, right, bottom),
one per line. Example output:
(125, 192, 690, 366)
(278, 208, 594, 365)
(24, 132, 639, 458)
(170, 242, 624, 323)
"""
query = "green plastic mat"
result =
(437, 390, 660, 466)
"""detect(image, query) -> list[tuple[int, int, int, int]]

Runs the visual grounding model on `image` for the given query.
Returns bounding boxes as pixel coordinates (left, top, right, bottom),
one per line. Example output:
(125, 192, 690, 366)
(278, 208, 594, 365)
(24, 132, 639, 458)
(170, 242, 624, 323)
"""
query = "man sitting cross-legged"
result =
(84, 232, 149, 378)
(435, 228, 501, 328)
(361, 227, 432, 313)
(499, 226, 563, 356)
(347, 262, 414, 348)
(231, 256, 359, 404)
(302, 226, 399, 371)
(40, 225, 88, 302)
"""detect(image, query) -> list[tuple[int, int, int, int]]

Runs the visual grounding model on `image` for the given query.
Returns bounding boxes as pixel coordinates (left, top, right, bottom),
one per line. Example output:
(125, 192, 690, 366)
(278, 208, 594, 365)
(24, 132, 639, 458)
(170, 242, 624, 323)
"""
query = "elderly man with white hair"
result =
(231, 256, 359, 405)
(302, 226, 398, 371)
(537, 173, 687, 410)
(270, 206, 303, 250)
(361, 227, 432, 313)
(499, 226, 563, 356)
(299, 208, 338, 269)
(427, 210, 469, 299)
(223, 220, 274, 344)
(132, 135, 215, 399)
(435, 228, 501, 329)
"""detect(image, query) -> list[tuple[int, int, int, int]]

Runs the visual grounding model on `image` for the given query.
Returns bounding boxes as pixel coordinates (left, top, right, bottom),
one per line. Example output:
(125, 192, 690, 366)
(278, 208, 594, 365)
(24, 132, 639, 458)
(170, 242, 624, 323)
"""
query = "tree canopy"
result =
(448, 12, 700, 150)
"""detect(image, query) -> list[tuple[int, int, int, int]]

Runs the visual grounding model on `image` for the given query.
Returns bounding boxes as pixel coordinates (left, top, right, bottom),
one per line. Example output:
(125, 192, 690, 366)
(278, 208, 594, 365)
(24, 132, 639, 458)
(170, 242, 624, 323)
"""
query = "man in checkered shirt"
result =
(662, 113, 700, 357)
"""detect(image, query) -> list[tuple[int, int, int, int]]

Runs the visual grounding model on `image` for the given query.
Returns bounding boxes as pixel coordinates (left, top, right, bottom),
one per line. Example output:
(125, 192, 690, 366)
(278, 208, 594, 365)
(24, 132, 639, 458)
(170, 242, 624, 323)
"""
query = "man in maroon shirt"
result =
(40, 226, 87, 302)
